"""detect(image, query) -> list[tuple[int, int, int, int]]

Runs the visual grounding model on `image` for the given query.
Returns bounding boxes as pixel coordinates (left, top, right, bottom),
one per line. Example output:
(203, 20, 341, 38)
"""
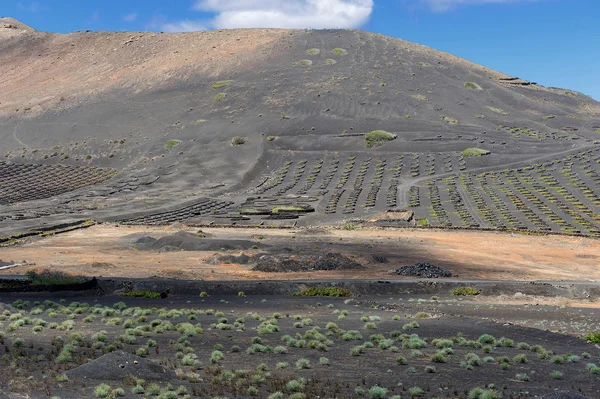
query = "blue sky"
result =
(4, 0, 599, 100)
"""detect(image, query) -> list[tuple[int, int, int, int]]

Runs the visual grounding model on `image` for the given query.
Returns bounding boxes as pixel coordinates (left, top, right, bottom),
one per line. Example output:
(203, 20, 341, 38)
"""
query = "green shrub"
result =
(468, 387, 500, 399)
(295, 358, 310, 369)
(93, 384, 112, 398)
(452, 287, 480, 296)
(513, 354, 528, 364)
(368, 385, 388, 399)
(231, 136, 246, 146)
(332, 48, 348, 55)
(212, 80, 232, 89)
(286, 379, 305, 392)
(293, 287, 352, 297)
(306, 48, 320, 55)
(408, 386, 425, 397)
(585, 332, 600, 343)
(431, 351, 447, 363)
(551, 370, 563, 379)
(365, 130, 397, 148)
(213, 92, 226, 102)
(26, 270, 84, 285)
(165, 140, 181, 150)
(461, 148, 490, 158)
(464, 82, 482, 90)
(122, 291, 161, 299)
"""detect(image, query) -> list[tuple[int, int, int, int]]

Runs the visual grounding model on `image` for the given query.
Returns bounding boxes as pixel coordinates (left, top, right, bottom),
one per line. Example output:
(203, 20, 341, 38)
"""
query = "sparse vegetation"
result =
(461, 148, 490, 158)
(212, 80, 233, 89)
(485, 105, 509, 115)
(293, 287, 352, 297)
(306, 48, 320, 55)
(165, 139, 181, 149)
(585, 332, 600, 343)
(332, 48, 348, 55)
(442, 116, 459, 124)
(464, 81, 482, 90)
(452, 287, 480, 296)
(122, 290, 161, 299)
(231, 136, 246, 146)
(213, 92, 226, 101)
(25, 270, 84, 285)
(365, 130, 397, 148)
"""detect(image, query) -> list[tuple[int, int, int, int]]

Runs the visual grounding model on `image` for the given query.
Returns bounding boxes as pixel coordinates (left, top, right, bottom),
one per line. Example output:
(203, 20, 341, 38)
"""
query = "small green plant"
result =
(368, 385, 388, 399)
(585, 332, 600, 343)
(293, 287, 352, 297)
(515, 373, 530, 381)
(122, 290, 161, 299)
(468, 387, 500, 399)
(212, 80, 233, 89)
(408, 386, 425, 397)
(365, 130, 397, 148)
(478, 334, 496, 344)
(26, 270, 84, 285)
(513, 354, 528, 364)
(298, 59, 312, 66)
(238, 291, 246, 297)
(464, 82, 482, 90)
(551, 370, 563, 379)
(165, 140, 181, 150)
(131, 385, 145, 394)
(296, 358, 310, 369)
(485, 105, 509, 115)
(343, 222, 357, 230)
(231, 136, 246, 146)
(210, 350, 224, 363)
(93, 384, 112, 398)
(306, 48, 320, 55)
(452, 287, 480, 296)
(442, 116, 459, 124)
(332, 48, 348, 55)
(461, 148, 490, 158)
(213, 92, 226, 102)
(199, 292, 209, 297)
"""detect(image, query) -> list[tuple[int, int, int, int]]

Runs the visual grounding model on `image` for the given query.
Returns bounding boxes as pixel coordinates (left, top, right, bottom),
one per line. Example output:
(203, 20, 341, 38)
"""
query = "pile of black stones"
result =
(392, 262, 452, 278)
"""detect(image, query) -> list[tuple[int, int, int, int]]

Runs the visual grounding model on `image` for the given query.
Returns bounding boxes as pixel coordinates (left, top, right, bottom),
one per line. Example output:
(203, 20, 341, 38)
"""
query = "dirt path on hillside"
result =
(0, 225, 598, 281)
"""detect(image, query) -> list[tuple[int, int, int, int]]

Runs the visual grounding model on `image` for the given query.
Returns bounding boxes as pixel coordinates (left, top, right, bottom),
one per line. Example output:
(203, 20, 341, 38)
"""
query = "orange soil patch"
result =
(0, 225, 598, 282)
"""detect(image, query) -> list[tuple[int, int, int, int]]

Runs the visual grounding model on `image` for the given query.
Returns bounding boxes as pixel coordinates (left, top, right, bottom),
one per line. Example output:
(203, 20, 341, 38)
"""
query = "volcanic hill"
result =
(1, 19, 599, 236)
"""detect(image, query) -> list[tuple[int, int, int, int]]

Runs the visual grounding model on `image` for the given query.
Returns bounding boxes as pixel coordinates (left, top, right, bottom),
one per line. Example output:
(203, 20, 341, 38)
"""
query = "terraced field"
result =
(0, 25, 599, 238)
(0, 162, 116, 206)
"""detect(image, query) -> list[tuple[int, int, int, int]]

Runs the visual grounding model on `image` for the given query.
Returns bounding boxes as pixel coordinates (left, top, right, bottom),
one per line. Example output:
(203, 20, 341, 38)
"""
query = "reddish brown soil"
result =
(1, 225, 598, 283)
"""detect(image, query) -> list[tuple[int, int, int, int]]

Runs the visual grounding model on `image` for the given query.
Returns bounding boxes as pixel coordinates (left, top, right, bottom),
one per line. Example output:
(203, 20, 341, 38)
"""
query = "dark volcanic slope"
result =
(1, 20, 599, 235)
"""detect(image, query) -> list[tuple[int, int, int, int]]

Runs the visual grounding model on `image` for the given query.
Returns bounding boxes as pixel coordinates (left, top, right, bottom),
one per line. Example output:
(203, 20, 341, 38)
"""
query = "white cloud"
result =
(16, 1, 46, 12)
(123, 12, 138, 22)
(161, 0, 373, 32)
(162, 20, 208, 32)
(420, 0, 537, 12)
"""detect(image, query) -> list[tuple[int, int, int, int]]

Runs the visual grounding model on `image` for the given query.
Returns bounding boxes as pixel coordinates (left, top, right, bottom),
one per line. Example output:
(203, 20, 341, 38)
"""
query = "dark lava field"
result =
(0, 18, 599, 237)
